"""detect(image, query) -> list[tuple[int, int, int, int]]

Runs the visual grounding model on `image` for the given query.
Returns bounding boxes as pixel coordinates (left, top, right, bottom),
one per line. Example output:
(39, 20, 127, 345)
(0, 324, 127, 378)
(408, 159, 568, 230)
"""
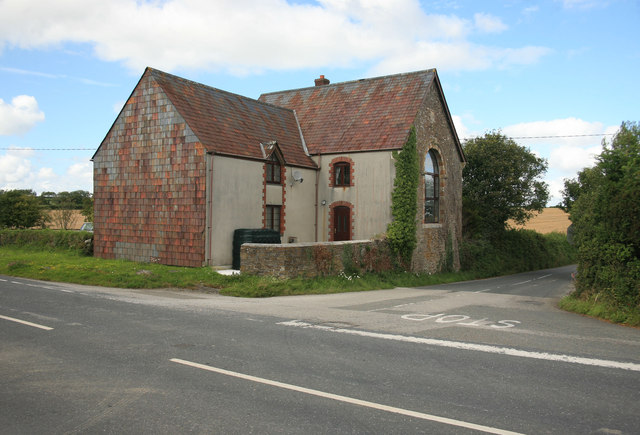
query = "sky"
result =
(0, 0, 638, 205)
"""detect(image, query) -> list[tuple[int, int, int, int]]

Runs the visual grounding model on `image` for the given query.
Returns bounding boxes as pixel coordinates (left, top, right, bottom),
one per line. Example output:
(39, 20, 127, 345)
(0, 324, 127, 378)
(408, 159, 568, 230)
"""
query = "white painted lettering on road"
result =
(401, 312, 520, 328)
(0, 314, 53, 330)
(278, 320, 640, 372)
(170, 358, 524, 435)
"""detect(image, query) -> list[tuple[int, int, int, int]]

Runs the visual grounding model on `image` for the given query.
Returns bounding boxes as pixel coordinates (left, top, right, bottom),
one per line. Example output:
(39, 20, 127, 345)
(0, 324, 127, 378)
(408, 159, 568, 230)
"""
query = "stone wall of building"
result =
(412, 83, 465, 273)
(93, 73, 207, 267)
(240, 239, 394, 279)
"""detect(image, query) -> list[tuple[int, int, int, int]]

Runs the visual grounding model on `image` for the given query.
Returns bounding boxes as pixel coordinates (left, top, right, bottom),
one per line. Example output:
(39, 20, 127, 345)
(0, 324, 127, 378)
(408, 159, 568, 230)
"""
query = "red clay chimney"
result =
(314, 75, 330, 86)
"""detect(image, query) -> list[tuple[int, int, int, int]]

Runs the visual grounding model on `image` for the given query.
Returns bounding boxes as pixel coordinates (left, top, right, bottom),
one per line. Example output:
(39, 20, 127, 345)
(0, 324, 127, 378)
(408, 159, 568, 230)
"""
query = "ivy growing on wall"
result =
(387, 126, 420, 268)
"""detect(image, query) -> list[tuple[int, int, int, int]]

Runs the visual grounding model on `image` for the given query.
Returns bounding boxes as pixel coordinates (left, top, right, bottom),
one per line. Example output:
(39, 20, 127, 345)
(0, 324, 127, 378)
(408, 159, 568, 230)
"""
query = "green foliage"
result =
(460, 229, 576, 277)
(81, 196, 94, 222)
(559, 293, 640, 327)
(462, 131, 549, 238)
(0, 190, 47, 229)
(0, 229, 93, 255)
(387, 126, 420, 267)
(564, 121, 640, 309)
(38, 190, 92, 210)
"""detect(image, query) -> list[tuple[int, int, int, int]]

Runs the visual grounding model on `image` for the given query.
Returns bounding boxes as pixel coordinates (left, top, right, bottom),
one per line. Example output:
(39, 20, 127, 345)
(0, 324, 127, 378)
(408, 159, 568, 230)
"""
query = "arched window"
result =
(424, 149, 439, 223)
(266, 154, 281, 184)
(334, 162, 350, 186)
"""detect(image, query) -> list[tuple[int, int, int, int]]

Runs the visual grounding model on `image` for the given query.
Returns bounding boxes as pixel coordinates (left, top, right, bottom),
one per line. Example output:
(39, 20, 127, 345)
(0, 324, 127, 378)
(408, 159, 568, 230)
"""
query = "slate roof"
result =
(146, 68, 317, 168)
(260, 69, 461, 157)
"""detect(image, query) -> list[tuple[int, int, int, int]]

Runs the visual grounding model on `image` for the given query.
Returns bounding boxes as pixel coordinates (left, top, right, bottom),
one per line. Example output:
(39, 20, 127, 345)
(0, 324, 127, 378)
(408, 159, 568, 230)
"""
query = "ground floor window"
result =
(265, 205, 281, 233)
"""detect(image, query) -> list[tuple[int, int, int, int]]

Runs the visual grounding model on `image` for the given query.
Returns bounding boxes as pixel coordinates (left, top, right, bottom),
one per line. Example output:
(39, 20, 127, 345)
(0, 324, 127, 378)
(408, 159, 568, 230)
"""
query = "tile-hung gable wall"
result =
(93, 74, 207, 267)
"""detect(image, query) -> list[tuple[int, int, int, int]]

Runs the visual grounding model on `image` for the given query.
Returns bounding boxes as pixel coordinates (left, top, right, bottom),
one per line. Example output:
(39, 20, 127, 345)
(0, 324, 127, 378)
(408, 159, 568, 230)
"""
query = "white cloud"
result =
(0, 95, 45, 135)
(473, 13, 508, 33)
(0, 149, 92, 193)
(0, 148, 34, 184)
(0, 0, 550, 75)
(560, 0, 603, 9)
(500, 117, 619, 205)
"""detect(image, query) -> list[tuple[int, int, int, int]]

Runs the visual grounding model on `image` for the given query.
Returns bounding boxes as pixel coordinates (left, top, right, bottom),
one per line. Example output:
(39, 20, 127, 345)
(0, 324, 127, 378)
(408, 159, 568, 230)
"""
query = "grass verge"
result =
(0, 245, 479, 297)
(558, 293, 640, 327)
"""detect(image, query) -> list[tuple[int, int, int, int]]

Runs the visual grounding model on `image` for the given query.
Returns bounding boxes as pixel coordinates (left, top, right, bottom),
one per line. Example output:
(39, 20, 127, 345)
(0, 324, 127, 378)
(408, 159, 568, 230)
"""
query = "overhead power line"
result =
(0, 133, 617, 152)
(461, 133, 615, 140)
(0, 148, 95, 151)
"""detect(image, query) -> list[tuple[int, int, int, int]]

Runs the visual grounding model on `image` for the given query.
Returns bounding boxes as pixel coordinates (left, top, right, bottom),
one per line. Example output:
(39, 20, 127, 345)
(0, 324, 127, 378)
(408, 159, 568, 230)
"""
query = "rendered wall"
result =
(314, 151, 395, 242)
(208, 155, 264, 266)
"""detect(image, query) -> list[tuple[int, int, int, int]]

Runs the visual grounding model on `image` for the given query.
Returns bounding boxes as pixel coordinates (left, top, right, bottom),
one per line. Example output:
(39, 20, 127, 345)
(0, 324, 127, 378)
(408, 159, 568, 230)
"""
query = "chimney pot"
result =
(314, 75, 330, 86)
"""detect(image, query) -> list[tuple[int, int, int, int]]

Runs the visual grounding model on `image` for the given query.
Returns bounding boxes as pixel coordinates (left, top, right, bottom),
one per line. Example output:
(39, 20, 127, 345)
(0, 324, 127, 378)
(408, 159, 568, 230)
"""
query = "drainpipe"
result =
(315, 153, 321, 242)
(205, 152, 215, 265)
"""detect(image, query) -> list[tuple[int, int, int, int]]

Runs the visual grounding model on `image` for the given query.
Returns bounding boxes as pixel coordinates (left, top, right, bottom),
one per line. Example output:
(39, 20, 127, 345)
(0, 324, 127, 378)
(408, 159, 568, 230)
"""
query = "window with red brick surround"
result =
(329, 157, 354, 187)
(266, 154, 282, 184)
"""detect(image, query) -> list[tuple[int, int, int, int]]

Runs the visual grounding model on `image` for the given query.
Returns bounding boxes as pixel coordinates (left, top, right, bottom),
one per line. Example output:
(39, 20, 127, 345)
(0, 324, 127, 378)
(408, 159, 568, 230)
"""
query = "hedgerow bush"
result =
(0, 229, 93, 255)
(460, 229, 576, 277)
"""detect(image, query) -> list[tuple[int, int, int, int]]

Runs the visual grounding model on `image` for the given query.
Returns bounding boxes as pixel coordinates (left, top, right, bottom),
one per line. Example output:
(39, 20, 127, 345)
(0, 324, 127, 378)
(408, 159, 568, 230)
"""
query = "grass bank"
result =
(558, 293, 640, 327)
(0, 245, 480, 297)
(0, 229, 577, 298)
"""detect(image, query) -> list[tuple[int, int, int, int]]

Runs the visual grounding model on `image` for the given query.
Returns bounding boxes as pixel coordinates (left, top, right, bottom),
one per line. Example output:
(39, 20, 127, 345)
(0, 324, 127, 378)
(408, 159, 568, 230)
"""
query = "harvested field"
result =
(45, 210, 86, 230)
(508, 207, 571, 234)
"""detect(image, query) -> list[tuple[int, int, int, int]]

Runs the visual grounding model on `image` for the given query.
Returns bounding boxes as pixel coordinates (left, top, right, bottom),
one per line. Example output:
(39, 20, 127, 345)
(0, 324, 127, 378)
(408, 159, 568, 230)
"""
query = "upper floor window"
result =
(424, 149, 439, 223)
(266, 154, 281, 184)
(334, 162, 351, 186)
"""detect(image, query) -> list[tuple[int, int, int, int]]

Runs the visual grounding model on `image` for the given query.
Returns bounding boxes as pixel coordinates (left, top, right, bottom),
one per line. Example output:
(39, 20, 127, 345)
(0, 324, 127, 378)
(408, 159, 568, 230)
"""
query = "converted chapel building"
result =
(92, 68, 465, 272)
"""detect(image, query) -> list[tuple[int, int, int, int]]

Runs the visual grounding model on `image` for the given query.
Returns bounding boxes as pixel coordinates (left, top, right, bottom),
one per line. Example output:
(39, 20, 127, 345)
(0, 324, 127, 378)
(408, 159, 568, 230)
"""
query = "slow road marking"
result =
(0, 314, 54, 330)
(170, 358, 523, 435)
(278, 320, 640, 372)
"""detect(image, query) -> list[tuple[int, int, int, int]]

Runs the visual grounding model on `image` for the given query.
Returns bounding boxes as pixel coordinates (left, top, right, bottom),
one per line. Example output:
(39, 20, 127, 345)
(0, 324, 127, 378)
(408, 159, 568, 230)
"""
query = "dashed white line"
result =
(0, 314, 54, 330)
(170, 358, 523, 435)
(278, 320, 640, 372)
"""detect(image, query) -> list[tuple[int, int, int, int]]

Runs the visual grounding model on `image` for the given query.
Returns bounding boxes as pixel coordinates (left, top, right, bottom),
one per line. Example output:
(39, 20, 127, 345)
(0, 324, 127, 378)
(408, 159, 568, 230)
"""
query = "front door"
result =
(333, 206, 350, 241)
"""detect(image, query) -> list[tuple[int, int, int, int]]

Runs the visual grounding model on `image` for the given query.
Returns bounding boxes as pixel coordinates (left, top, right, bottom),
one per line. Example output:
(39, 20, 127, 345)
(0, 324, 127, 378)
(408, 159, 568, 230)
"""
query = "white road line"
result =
(0, 314, 54, 330)
(0, 278, 7, 282)
(512, 280, 532, 286)
(278, 320, 640, 372)
(170, 358, 523, 435)
(473, 288, 491, 293)
(537, 274, 552, 280)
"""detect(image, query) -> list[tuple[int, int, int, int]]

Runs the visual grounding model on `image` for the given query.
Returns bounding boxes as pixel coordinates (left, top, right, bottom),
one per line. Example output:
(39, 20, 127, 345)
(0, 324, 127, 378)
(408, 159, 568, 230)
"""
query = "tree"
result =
(462, 131, 549, 238)
(0, 190, 47, 229)
(563, 121, 640, 307)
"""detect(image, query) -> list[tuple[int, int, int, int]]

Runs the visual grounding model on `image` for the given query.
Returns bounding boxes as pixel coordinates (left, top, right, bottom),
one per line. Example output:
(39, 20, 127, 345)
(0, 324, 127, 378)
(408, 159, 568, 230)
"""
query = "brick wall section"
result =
(93, 74, 207, 267)
(412, 83, 464, 273)
(240, 239, 393, 279)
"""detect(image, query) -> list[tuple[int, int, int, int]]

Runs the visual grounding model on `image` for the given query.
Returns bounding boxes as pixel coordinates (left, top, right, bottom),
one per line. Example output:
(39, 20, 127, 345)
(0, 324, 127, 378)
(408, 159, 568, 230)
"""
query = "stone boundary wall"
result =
(240, 239, 394, 279)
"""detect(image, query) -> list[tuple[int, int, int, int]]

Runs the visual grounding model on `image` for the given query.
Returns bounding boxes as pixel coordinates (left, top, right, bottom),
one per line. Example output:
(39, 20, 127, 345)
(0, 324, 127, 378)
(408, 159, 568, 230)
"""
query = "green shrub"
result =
(460, 229, 576, 277)
(0, 229, 93, 255)
(387, 126, 419, 268)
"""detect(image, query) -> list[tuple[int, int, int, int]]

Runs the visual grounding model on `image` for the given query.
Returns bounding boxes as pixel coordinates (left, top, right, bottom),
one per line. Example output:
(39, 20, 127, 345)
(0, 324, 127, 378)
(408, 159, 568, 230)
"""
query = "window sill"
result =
(422, 223, 442, 229)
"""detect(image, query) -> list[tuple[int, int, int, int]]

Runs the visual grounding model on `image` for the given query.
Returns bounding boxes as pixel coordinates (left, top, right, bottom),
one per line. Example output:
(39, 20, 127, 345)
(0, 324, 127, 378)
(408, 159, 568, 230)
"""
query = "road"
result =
(1, 265, 639, 434)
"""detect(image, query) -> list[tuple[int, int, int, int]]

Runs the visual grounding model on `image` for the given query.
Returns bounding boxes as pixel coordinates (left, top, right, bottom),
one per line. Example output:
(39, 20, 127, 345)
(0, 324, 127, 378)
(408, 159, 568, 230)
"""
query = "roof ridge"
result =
(260, 68, 437, 97)
(146, 67, 295, 113)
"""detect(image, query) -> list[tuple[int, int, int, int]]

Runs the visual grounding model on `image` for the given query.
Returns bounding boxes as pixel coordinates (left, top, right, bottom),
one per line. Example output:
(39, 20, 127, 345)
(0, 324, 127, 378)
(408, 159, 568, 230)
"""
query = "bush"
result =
(460, 229, 576, 277)
(564, 121, 640, 310)
(0, 229, 94, 255)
